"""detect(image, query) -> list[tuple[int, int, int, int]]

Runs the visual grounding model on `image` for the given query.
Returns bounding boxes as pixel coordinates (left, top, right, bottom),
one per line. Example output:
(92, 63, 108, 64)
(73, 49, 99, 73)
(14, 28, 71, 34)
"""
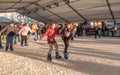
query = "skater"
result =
(94, 27, 98, 38)
(62, 23, 73, 59)
(38, 25, 43, 37)
(14, 24, 19, 44)
(76, 25, 80, 37)
(18, 23, 32, 47)
(0, 24, 5, 49)
(40, 23, 62, 61)
(0, 35, 3, 49)
(71, 27, 76, 42)
(0, 22, 17, 51)
(98, 28, 102, 38)
(18, 22, 24, 42)
(31, 22, 38, 41)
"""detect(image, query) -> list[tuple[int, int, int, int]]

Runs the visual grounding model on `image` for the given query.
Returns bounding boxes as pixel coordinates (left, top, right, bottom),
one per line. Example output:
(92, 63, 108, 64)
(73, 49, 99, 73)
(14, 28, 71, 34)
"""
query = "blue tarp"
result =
(0, 17, 17, 23)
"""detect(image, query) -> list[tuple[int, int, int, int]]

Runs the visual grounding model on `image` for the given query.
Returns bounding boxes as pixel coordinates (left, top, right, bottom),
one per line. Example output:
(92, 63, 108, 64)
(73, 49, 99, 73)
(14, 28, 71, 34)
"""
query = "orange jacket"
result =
(32, 24, 38, 32)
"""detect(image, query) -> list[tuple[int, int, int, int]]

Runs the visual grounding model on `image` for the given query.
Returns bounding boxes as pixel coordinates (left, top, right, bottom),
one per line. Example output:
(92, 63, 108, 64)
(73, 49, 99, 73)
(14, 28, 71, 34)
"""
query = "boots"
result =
(34, 38, 37, 41)
(56, 54, 62, 59)
(0, 45, 3, 49)
(10, 46, 14, 51)
(63, 51, 69, 59)
(14, 41, 17, 45)
(5, 46, 9, 51)
(47, 54, 52, 61)
(0, 42, 3, 49)
(25, 43, 29, 46)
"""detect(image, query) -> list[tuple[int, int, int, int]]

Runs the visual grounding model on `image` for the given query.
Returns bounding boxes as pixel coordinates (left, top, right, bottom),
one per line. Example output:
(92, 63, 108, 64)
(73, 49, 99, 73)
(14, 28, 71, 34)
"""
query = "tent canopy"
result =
(0, 0, 120, 23)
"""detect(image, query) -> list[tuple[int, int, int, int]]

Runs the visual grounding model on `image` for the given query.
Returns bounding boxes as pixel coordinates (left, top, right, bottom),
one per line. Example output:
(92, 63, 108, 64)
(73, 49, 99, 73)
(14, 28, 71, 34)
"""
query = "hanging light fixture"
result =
(43, 7, 45, 11)
(27, 11, 31, 15)
(36, 8, 39, 11)
(54, 3, 59, 7)
(64, 0, 69, 3)
(29, 11, 31, 14)
(90, 22, 94, 27)
(27, 13, 29, 15)
(34, 11, 37, 13)
(47, 5, 51, 9)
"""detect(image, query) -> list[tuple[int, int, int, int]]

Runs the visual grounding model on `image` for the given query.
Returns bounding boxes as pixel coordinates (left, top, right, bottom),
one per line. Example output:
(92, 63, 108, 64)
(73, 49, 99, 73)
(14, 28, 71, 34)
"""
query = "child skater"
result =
(18, 22, 24, 42)
(31, 22, 38, 41)
(0, 22, 17, 51)
(14, 24, 19, 44)
(62, 23, 73, 59)
(40, 23, 62, 61)
(18, 23, 32, 47)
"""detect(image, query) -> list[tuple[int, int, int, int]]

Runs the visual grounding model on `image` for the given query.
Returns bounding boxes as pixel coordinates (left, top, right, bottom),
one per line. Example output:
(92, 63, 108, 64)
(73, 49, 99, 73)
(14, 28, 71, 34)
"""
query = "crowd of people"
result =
(0, 21, 119, 61)
(0, 22, 74, 61)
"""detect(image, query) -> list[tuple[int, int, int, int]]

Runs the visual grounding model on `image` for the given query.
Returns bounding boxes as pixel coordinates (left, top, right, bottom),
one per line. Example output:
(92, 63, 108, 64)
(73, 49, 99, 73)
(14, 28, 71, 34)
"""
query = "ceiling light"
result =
(64, 0, 69, 3)
(54, 3, 59, 7)
(47, 5, 51, 9)
(36, 8, 39, 11)
(43, 8, 45, 11)
(34, 11, 37, 13)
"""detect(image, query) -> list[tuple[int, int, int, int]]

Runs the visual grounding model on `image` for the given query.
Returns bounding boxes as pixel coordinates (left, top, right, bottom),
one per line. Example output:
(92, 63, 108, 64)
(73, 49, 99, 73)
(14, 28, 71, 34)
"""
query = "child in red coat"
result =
(40, 23, 62, 61)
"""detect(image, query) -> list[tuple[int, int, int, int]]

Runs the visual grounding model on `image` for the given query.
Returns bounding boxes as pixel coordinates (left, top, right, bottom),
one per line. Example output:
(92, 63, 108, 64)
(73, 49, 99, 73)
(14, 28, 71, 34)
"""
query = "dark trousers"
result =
(0, 35, 2, 46)
(95, 33, 98, 38)
(111, 31, 114, 37)
(6, 36, 14, 49)
(71, 34, 74, 41)
(63, 37, 70, 52)
(14, 35, 17, 44)
(21, 35, 27, 46)
(18, 35, 21, 42)
(80, 30, 83, 36)
(95, 33, 101, 38)
(33, 32, 38, 40)
(77, 31, 80, 37)
(0, 35, 3, 48)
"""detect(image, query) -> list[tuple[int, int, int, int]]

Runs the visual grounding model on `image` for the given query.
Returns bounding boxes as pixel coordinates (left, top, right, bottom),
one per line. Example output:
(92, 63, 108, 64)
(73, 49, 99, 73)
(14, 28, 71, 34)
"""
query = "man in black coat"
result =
(0, 24, 4, 49)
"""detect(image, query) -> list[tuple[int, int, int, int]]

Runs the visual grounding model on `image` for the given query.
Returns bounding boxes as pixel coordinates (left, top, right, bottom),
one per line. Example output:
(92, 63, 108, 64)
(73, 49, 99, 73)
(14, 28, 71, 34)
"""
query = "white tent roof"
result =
(0, 0, 120, 23)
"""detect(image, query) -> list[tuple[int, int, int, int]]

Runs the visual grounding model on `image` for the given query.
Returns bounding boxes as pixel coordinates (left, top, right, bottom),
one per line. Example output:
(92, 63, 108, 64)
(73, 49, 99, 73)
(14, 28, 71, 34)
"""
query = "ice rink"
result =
(0, 36, 120, 75)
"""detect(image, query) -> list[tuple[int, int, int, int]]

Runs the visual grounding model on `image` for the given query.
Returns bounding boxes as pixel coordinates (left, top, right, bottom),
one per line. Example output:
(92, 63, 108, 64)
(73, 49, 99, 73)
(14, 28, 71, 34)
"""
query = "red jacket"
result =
(41, 28, 60, 44)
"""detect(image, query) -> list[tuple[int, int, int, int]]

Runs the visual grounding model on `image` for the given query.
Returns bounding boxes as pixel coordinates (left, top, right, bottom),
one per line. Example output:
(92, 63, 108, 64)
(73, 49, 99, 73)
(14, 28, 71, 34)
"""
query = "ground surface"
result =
(0, 36, 120, 75)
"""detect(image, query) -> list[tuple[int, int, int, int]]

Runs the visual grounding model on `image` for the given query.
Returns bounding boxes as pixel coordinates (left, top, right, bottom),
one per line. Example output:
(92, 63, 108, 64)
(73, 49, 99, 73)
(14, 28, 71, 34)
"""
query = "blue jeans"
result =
(38, 30, 42, 36)
(14, 35, 17, 44)
(33, 32, 38, 40)
(6, 36, 14, 47)
(18, 35, 21, 42)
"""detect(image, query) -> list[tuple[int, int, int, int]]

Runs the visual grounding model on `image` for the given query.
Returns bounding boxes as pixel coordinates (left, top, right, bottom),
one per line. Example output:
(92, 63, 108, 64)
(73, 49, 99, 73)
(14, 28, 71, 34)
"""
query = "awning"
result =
(0, 0, 120, 23)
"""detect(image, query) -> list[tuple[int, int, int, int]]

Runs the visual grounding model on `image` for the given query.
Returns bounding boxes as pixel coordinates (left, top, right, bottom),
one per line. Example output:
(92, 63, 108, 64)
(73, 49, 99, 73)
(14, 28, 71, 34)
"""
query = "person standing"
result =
(94, 27, 98, 38)
(0, 24, 4, 49)
(71, 27, 76, 42)
(0, 22, 17, 51)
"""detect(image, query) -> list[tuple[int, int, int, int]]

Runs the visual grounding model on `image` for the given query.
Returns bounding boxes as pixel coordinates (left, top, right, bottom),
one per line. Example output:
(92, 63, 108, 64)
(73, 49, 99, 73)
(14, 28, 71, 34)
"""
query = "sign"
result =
(106, 21, 113, 28)
(83, 22, 90, 29)
(17, 15, 36, 24)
